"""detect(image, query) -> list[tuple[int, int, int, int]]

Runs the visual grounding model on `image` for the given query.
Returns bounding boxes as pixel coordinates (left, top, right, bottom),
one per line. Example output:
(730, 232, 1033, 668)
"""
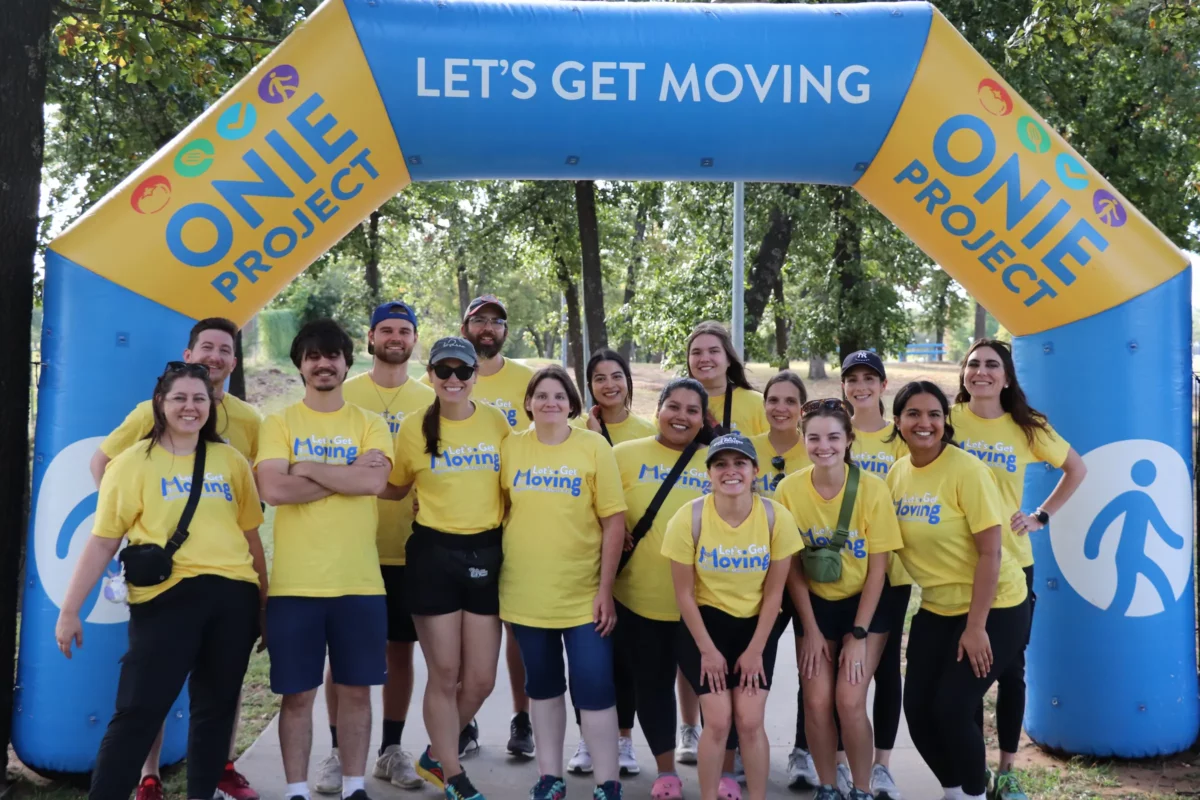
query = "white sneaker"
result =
(836, 762, 854, 797)
(675, 724, 700, 765)
(618, 736, 640, 776)
(372, 746, 422, 790)
(568, 738, 594, 774)
(313, 751, 342, 794)
(733, 748, 746, 784)
(787, 747, 819, 790)
(871, 764, 903, 800)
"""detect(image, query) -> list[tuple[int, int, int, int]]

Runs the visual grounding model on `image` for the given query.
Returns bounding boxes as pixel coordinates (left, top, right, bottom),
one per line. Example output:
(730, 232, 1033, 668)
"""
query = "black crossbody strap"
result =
(599, 417, 612, 446)
(164, 441, 207, 556)
(618, 439, 700, 570)
(722, 388, 734, 433)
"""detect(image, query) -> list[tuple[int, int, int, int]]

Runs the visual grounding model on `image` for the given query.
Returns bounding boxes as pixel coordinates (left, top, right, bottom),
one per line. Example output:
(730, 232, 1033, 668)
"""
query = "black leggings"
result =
(90, 576, 259, 800)
(903, 600, 1030, 797)
(574, 628, 636, 731)
(613, 602, 678, 756)
(978, 566, 1036, 753)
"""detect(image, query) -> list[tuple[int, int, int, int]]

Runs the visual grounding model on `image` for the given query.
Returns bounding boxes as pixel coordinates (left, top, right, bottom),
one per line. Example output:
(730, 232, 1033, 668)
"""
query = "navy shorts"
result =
(381, 566, 418, 644)
(796, 590, 892, 641)
(266, 595, 387, 694)
(510, 622, 615, 710)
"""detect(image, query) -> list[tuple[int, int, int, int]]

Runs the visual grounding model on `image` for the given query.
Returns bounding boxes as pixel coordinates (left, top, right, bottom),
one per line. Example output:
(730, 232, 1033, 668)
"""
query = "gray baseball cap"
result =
(428, 336, 477, 366)
(705, 432, 758, 467)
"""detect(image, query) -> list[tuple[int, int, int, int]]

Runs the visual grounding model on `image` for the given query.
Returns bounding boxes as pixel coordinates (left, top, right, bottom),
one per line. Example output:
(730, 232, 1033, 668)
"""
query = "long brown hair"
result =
(586, 348, 633, 412)
(887, 381, 956, 445)
(145, 365, 223, 456)
(955, 338, 1050, 446)
(801, 401, 855, 466)
(685, 321, 754, 391)
(764, 370, 808, 406)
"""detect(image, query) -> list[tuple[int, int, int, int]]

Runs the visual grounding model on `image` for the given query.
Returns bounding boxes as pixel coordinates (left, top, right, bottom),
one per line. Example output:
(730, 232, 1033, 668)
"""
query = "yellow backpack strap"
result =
(691, 496, 705, 546)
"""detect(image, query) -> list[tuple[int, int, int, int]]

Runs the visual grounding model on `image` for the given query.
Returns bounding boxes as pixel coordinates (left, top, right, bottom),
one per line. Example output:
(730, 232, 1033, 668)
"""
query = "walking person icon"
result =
(1083, 459, 1186, 615)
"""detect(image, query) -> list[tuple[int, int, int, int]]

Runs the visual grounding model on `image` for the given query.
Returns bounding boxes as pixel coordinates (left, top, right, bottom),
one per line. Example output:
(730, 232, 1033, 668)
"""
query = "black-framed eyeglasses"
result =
(801, 398, 851, 417)
(162, 361, 210, 379)
(467, 315, 507, 329)
(432, 363, 476, 381)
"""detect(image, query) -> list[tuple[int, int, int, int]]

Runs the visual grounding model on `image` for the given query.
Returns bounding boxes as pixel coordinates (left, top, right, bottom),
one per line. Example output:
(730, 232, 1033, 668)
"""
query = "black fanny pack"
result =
(120, 441, 207, 587)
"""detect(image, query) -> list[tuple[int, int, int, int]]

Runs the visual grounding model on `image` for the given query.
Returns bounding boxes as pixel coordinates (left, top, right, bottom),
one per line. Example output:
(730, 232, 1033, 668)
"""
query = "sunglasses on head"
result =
(162, 361, 210, 379)
(432, 363, 476, 381)
(801, 398, 850, 417)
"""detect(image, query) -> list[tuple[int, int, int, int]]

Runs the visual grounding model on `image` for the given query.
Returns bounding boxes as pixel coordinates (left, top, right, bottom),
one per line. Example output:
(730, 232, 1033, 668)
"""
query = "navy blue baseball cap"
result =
(705, 432, 758, 467)
(841, 350, 886, 380)
(370, 301, 418, 331)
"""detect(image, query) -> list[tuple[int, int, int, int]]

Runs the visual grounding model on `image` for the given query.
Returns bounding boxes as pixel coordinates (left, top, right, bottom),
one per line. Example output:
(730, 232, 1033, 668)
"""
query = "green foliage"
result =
(272, 260, 370, 336)
(257, 308, 298, 362)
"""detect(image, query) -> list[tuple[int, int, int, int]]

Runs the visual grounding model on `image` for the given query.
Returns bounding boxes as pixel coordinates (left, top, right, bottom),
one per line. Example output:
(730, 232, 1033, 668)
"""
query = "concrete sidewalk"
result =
(236, 636, 940, 799)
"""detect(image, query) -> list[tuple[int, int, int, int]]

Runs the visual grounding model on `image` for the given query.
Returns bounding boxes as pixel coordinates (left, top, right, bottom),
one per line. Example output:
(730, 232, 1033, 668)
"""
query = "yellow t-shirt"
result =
(389, 402, 511, 534)
(101, 394, 262, 462)
(661, 495, 802, 618)
(256, 401, 393, 597)
(952, 403, 1070, 569)
(572, 412, 657, 446)
(94, 441, 264, 604)
(499, 428, 628, 627)
(343, 372, 436, 565)
(749, 432, 811, 499)
(775, 466, 902, 601)
(851, 426, 913, 586)
(423, 357, 535, 430)
(709, 386, 769, 436)
(612, 438, 711, 622)
(886, 445, 1028, 616)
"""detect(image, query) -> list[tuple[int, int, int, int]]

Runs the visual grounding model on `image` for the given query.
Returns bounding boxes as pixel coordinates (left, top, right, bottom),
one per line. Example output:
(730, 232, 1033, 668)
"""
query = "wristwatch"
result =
(1034, 508, 1050, 525)
(851, 626, 868, 640)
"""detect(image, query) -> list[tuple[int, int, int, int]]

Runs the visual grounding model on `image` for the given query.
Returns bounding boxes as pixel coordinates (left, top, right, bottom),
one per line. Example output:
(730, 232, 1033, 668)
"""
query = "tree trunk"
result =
(555, 253, 586, 395)
(619, 196, 651, 361)
(0, 0, 52, 762)
(974, 301, 987, 342)
(829, 190, 865, 363)
(933, 286, 948, 363)
(363, 210, 381, 304)
(455, 244, 470, 319)
(575, 180, 608, 352)
(746, 204, 795, 338)
(808, 355, 828, 381)
(772, 270, 788, 369)
(229, 331, 247, 400)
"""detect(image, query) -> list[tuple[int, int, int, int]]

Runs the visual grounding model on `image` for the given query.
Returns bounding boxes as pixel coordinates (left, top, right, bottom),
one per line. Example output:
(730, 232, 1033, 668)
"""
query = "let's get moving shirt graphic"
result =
(161, 470, 235, 502)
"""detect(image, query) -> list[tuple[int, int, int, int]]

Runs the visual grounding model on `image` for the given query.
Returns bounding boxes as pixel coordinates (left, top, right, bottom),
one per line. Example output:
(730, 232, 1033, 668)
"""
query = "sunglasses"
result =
(432, 363, 476, 381)
(162, 361, 210, 379)
(770, 455, 786, 490)
(801, 398, 851, 417)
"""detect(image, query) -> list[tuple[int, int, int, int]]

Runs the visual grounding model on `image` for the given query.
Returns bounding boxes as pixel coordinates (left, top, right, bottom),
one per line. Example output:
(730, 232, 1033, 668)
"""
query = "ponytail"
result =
(422, 398, 442, 457)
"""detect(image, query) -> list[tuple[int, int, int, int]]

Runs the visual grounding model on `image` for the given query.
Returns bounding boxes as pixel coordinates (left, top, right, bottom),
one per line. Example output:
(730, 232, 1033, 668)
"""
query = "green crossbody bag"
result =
(798, 465, 860, 583)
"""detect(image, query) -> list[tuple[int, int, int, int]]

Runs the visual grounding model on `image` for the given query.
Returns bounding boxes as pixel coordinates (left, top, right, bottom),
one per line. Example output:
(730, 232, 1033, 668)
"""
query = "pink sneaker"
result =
(651, 774, 683, 800)
(718, 775, 742, 800)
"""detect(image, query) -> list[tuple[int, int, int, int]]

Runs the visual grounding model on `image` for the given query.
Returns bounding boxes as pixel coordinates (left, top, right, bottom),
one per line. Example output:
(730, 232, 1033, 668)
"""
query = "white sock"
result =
(963, 793, 986, 800)
(943, 787, 963, 800)
(342, 776, 365, 798)
(285, 782, 309, 799)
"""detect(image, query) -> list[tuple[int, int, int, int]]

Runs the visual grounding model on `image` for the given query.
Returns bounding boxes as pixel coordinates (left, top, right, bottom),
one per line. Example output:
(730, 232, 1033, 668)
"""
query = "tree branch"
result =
(54, 2, 282, 46)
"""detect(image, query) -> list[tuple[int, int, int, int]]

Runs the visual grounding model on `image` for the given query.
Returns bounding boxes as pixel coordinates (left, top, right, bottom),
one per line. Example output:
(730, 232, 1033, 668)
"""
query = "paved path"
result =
(236, 635, 940, 799)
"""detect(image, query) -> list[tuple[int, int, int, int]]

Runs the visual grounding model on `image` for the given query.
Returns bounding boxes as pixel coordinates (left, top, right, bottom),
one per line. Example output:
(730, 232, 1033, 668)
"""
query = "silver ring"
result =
(853, 661, 863, 667)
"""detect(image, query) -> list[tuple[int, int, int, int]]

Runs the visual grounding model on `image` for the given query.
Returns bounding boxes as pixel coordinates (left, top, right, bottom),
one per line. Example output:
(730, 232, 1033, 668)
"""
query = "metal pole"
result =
(560, 293, 568, 369)
(732, 181, 745, 359)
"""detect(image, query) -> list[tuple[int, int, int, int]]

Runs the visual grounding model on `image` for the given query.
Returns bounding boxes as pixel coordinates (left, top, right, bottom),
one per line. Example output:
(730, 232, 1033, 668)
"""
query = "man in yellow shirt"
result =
(86, 316, 262, 800)
(318, 301, 434, 791)
(255, 319, 394, 800)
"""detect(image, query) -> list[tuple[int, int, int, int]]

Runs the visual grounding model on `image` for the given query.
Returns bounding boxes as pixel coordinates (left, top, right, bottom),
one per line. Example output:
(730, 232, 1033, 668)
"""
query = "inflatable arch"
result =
(18, 0, 1196, 771)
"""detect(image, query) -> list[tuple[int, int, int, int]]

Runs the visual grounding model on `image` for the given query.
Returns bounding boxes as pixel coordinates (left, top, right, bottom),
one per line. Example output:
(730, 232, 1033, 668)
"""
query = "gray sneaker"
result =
(373, 746, 421, 790)
(836, 763, 854, 797)
(313, 751, 342, 794)
(815, 786, 842, 800)
(871, 764, 902, 800)
(675, 724, 700, 765)
(787, 748, 818, 790)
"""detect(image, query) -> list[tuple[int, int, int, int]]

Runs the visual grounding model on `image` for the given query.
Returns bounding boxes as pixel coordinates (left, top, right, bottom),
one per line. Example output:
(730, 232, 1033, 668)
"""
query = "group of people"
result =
(53, 293, 1086, 800)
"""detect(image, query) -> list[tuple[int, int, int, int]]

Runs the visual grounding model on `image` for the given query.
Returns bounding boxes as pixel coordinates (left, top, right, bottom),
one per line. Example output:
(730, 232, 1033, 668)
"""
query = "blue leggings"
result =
(511, 622, 616, 710)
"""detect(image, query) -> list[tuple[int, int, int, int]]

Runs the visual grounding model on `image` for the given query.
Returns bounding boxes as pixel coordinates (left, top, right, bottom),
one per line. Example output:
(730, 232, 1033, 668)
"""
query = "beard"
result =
(376, 344, 412, 365)
(467, 330, 506, 360)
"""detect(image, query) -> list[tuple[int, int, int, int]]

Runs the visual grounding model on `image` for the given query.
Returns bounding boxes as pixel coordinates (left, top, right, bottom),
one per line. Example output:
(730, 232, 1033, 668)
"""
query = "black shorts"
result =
(381, 565, 418, 643)
(795, 590, 893, 641)
(676, 606, 781, 696)
(404, 524, 502, 617)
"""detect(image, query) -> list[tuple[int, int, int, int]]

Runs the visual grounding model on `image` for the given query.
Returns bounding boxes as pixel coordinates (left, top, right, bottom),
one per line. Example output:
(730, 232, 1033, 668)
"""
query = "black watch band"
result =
(1035, 509, 1050, 525)
(852, 626, 868, 640)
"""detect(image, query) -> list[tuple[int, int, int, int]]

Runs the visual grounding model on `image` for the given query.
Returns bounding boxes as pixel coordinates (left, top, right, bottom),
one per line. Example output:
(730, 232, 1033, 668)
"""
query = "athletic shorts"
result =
(381, 565, 418, 643)
(795, 590, 892, 641)
(266, 594, 387, 694)
(405, 524, 502, 617)
(676, 605, 781, 696)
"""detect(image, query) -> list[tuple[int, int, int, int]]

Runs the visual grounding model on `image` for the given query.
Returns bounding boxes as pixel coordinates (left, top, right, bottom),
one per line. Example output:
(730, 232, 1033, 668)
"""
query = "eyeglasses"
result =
(467, 315, 507, 329)
(162, 361, 210, 379)
(801, 398, 851, 417)
(770, 455, 786, 490)
(432, 363, 476, 381)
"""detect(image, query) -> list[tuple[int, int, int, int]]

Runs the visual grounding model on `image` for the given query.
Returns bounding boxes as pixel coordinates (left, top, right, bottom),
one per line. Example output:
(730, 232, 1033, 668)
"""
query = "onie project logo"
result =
(1051, 440, 1192, 617)
(33, 438, 129, 624)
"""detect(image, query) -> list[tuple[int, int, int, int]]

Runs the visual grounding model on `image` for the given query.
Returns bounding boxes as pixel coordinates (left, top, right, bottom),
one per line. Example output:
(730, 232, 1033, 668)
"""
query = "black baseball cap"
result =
(705, 432, 759, 467)
(371, 300, 417, 331)
(428, 337, 477, 366)
(841, 350, 886, 381)
(464, 294, 507, 321)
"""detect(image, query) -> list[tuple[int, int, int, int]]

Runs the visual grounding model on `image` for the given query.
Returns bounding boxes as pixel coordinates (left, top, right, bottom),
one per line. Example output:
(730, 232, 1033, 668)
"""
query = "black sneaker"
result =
(458, 717, 480, 759)
(507, 711, 535, 757)
(344, 791, 372, 800)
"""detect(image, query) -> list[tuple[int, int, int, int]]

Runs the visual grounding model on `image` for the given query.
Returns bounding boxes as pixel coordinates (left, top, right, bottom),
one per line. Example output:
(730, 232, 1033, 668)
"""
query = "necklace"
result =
(370, 373, 407, 416)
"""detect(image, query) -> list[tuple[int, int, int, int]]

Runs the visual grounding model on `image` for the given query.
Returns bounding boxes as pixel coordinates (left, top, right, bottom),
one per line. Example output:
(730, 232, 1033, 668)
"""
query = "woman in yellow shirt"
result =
(610, 377, 712, 800)
(55, 362, 267, 800)
(686, 322, 768, 436)
(885, 382, 1030, 800)
(749, 370, 810, 499)
(838, 350, 911, 800)
(499, 366, 627, 800)
(385, 337, 511, 800)
(664, 433, 802, 800)
(953, 339, 1085, 800)
(582, 348, 657, 445)
(776, 400, 902, 800)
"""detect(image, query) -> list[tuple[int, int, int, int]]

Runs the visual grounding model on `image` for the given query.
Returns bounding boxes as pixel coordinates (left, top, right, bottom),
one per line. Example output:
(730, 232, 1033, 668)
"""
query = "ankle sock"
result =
(341, 776, 364, 798)
(285, 781, 310, 800)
